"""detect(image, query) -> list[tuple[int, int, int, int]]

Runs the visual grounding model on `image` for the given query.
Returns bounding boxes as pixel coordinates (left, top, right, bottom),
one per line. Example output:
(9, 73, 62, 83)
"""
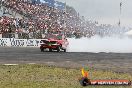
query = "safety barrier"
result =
(0, 38, 42, 47)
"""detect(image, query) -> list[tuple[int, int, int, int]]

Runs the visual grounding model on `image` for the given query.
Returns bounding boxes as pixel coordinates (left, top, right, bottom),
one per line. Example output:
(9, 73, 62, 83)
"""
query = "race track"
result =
(0, 47, 132, 73)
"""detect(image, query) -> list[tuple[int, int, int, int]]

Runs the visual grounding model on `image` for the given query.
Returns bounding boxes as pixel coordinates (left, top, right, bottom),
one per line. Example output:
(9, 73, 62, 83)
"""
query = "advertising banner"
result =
(0, 38, 42, 47)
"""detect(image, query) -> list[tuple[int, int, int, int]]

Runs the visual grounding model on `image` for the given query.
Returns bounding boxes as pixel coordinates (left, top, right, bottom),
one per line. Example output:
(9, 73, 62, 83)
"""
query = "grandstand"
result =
(0, 0, 130, 39)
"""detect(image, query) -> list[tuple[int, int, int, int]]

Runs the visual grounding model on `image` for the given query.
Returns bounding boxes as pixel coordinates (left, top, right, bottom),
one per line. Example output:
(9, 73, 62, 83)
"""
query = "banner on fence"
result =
(0, 38, 42, 47)
(0, 38, 10, 46)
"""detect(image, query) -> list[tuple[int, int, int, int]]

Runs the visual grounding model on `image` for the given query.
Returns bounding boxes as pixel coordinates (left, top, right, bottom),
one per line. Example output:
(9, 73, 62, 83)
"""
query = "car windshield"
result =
(45, 34, 62, 40)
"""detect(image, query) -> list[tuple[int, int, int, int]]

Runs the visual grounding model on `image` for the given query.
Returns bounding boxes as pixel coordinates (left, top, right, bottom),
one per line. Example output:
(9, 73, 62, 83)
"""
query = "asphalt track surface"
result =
(0, 47, 132, 73)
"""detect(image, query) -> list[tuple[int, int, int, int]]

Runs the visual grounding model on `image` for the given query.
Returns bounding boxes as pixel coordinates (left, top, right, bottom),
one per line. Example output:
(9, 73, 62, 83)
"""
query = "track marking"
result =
(3, 64, 18, 66)
(45, 62, 55, 64)
(3, 63, 37, 65)
(66, 61, 70, 62)
(28, 63, 36, 64)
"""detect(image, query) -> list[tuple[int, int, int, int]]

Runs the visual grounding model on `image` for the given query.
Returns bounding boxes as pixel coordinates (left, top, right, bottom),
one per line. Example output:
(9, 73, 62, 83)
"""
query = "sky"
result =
(56, 0, 132, 27)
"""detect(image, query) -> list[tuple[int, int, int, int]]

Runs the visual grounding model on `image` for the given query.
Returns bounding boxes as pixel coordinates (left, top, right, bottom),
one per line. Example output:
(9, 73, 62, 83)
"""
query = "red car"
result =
(40, 35, 69, 52)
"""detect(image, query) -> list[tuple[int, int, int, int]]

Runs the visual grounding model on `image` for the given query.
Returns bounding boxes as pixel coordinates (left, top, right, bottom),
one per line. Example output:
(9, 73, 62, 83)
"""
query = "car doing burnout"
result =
(40, 38, 69, 52)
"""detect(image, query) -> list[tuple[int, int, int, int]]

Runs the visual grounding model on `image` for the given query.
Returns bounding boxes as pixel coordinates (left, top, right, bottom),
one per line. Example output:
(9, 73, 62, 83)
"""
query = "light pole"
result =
(119, 1, 122, 27)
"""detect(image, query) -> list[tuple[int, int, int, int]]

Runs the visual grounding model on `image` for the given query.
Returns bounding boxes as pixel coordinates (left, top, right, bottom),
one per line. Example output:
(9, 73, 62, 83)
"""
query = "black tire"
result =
(79, 77, 91, 86)
(41, 48, 44, 52)
(64, 49, 66, 52)
(57, 46, 60, 52)
(49, 48, 52, 52)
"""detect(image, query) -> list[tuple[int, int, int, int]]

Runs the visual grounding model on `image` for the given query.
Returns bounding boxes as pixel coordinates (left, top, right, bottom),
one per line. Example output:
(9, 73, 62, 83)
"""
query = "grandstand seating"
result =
(0, 0, 129, 39)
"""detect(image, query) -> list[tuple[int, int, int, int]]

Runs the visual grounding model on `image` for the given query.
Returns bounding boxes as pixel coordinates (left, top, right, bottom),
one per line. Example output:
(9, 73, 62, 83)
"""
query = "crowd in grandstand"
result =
(0, 0, 130, 39)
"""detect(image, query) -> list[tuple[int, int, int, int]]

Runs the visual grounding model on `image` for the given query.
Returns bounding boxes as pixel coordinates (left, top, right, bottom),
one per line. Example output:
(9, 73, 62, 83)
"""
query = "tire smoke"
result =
(67, 35, 132, 53)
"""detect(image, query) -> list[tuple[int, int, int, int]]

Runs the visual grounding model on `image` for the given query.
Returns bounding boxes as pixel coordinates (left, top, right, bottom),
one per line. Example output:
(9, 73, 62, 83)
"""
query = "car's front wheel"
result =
(40, 48, 44, 52)
(57, 46, 61, 52)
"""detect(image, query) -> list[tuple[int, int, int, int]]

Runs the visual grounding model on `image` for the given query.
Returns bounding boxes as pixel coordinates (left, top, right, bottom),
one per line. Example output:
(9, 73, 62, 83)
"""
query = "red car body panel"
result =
(40, 38, 69, 52)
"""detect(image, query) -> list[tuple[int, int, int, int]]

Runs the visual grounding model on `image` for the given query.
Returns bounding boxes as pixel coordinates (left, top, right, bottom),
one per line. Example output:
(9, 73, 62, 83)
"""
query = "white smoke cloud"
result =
(67, 35, 132, 53)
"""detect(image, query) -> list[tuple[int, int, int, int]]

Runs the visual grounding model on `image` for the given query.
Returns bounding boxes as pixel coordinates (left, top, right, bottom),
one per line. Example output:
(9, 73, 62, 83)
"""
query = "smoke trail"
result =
(67, 35, 132, 53)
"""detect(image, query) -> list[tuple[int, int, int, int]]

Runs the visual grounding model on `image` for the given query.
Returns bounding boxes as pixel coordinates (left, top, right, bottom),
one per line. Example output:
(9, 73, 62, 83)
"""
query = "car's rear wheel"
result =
(57, 46, 60, 52)
(40, 48, 44, 52)
(49, 48, 52, 52)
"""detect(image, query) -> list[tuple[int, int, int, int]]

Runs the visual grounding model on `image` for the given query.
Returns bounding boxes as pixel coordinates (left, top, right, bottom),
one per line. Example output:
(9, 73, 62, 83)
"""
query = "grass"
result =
(0, 64, 131, 88)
